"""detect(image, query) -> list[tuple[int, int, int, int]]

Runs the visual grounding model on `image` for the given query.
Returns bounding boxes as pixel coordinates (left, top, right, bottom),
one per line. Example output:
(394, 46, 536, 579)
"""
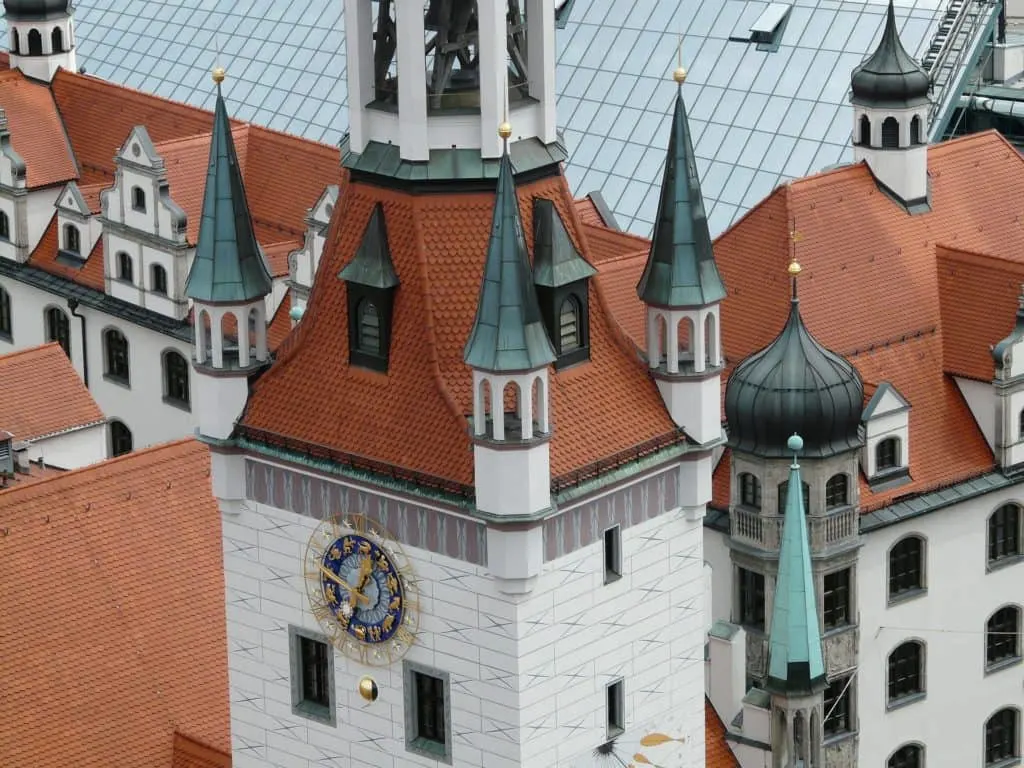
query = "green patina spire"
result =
(766, 433, 827, 696)
(463, 143, 555, 373)
(636, 84, 726, 308)
(185, 73, 273, 304)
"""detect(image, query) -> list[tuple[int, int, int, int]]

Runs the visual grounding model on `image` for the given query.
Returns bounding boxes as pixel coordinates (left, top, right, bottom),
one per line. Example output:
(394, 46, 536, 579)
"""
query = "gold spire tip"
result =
(498, 121, 512, 140)
(787, 257, 802, 277)
(212, 66, 226, 84)
(673, 66, 687, 84)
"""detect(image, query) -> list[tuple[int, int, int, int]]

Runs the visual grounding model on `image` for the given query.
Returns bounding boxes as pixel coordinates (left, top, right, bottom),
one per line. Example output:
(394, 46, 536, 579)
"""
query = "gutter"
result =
(67, 297, 88, 387)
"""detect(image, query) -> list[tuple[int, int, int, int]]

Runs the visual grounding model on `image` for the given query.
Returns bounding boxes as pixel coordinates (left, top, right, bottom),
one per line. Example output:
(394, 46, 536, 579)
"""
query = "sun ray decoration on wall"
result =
(593, 731, 687, 768)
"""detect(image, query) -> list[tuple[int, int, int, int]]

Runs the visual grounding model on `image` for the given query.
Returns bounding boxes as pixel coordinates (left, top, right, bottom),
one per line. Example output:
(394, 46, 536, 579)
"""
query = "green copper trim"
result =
(766, 433, 827, 696)
(637, 88, 726, 309)
(185, 84, 273, 304)
(338, 203, 400, 289)
(463, 149, 555, 373)
(532, 198, 597, 288)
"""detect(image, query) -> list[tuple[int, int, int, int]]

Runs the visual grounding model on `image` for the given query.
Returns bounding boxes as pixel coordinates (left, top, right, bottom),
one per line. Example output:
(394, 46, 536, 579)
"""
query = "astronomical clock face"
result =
(304, 513, 419, 666)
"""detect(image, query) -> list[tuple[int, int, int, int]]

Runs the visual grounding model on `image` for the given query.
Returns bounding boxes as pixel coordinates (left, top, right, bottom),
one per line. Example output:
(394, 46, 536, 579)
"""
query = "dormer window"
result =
(63, 224, 80, 255)
(532, 198, 597, 369)
(862, 381, 911, 487)
(117, 252, 133, 283)
(132, 186, 146, 212)
(339, 204, 399, 373)
(876, 437, 899, 471)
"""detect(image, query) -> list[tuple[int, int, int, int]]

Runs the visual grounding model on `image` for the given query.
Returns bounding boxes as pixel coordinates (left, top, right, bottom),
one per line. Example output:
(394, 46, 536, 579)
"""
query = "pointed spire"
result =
(766, 434, 827, 696)
(185, 68, 273, 304)
(851, 0, 930, 106)
(637, 70, 726, 308)
(463, 127, 555, 373)
(532, 198, 596, 288)
(338, 203, 400, 289)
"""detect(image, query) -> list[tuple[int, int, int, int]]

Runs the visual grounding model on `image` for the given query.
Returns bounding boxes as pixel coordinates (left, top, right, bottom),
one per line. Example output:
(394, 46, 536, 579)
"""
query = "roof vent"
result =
(731, 3, 792, 51)
(0, 430, 13, 478)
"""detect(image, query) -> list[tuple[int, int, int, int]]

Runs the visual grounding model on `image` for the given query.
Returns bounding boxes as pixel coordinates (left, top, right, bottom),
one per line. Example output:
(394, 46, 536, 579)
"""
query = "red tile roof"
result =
(0, 69, 78, 188)
(706, 698, 740, 768)
(171, 733, 231, 768)
(0, 438, 229, 767)
(242, 172, 676, 486)
(0, 342, 104, 441)
(27, 215, 106, 291)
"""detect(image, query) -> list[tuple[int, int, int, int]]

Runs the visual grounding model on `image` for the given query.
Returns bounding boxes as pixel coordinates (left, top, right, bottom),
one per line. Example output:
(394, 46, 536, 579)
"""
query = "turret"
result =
(636, 66, 726, 445)
(185, 67, 273, 442)
(4, 0, 76, 82)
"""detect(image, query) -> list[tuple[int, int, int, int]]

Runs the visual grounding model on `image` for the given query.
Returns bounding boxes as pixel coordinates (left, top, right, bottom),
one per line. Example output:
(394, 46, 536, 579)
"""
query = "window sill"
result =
(604, 571, 622, 586)
(0, 331, 11, 343)
(985, 655, 1023, 676)
(292, 699, 334, 727)
(103, 374, 131, 390)
(986, 758, 1022, 768)
(823, 729, 857, 747)
(407, 736, 450, 762)
(822, 623, 855, 637)
(114, 278, 136, 287)
(987, 553, 1024, 574)
(162, 395, 192, 413)
(887, 587, 927, 607)
(886, 691, 926, 711)
(606, 726, 625, 740)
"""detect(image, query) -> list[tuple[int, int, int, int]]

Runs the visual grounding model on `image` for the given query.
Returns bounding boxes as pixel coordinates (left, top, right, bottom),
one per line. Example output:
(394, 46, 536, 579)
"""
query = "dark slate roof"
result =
(725, 293, 864, 459)
(532, 198, 596, 288)
(184, 83, 273, 304)
(3, 0, 70, 20)
(851, 0, 930, 107)
(636, 88, 726, 309)
(338, 203, 399, 289)
(463, 150, 555, 373)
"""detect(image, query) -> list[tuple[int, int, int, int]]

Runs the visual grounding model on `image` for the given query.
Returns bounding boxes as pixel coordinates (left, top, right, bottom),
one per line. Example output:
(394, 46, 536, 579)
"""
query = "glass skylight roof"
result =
(2, 0, 952, 236)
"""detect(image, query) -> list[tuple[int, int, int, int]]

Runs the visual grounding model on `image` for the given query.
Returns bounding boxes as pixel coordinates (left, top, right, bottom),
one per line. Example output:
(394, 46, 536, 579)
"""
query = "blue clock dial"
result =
(320, 534, 405, 644)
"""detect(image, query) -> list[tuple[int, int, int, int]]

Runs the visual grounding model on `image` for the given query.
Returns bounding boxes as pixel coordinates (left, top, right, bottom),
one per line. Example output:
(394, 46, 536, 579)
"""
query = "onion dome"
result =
(851, 0, 930, 107)
(3, 0, 71, 19)
(725, 296, 864, 459)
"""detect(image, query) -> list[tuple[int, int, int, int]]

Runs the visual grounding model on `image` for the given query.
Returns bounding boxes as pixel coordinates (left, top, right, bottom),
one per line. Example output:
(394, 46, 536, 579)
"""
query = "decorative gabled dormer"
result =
(338, 202, 400, 373)
(186, 68, 273, 442)
(990, 288, 1024, 468)
(636, 67, 726, 445)
(288, 184, 339, 312)
(55, 181, 101, 264)
(850, 0, 931, 209)
(4, 0, 76, 83)
(861, 381, 911, 487)
(0, 109, 28, 263)
(531, 197, 596, 369)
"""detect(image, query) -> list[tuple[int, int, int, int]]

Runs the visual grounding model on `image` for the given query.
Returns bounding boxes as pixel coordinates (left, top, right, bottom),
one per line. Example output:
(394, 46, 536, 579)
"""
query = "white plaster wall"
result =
(955, 377, 997, 450)
(858, 489, 1024, 767)
(105, 230, 189, 320)
(704, 526, 733, 628)
(26, 422, 107, 469)
(222, 479, 707, 768)
(27, 189, 61, 254)
(56, 210, 101, 256)
(0, 275, 197, 450)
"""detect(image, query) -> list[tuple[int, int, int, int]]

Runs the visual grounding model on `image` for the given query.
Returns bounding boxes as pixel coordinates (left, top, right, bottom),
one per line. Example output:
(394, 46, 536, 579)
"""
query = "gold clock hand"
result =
(319, 565, 369, 605)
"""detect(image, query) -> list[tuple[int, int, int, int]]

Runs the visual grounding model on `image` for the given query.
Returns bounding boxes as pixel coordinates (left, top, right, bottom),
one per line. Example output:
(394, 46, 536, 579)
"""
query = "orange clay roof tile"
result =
(706, 698, 740, 768)
(242, 172, 675, 485)
(0, 342, 104, 441)
(171, 733, 231, 768)
(0, 438, 229, 768)
(26, 214, 106, 291)
(0, 69, 78, 188)
(77, 182, 107, 214)
(261, 238, 301, 278)
(574, 195, 603, 227)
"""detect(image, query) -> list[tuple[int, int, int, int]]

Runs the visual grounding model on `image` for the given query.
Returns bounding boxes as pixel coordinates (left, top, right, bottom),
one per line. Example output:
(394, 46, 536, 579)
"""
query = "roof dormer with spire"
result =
(851, 0, 931, 209)
(4, 0, 76, 82)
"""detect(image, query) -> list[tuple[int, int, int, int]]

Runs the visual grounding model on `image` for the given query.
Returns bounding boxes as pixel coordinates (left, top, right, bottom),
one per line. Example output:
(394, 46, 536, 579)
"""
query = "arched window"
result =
(1019, 408, 1024, 440)
(985, 708, 1020, 766)
(858, 114, 871, 146)
(881, 117, 900, 148)
(825, 474, 848, 509)
(876, 437, 899, 471)
(887, 640, 925, 704)
(131, 186, 146, 212)
(110, 421, 133, 457)
(27, 29, 42, 56)
(739, 472, 761, 509)
(151, 264, 168, 295)
(51, 26, 63, 53)
(910, 115, 922, 145)
(888, 744, 923, 768)
(117, 252, 133, 283)
(989, 503, 1022, 564)
(103, 328, 130, 385)
(45, 306, 70, 357)
(777, 480, 810, 513)
(559, 295, 582, 352)
(10, 29, 19, 55)
(63, 223, 80, 254)
(0, 286, 11, 341)
(0, 211, 10, 240)
(162, 350, 190, 407)
(356, 299, 381, 355)
(986, 605, 1022, 669)
(888, 535, 925, 599)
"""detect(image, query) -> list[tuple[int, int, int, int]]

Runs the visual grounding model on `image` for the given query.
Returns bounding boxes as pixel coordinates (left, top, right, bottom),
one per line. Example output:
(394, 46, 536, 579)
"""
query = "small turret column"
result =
(4, 0, 77, 82)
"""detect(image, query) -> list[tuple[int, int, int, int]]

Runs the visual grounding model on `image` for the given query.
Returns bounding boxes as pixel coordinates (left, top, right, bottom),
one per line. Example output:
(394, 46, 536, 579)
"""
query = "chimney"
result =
(707, 620, 747, 725)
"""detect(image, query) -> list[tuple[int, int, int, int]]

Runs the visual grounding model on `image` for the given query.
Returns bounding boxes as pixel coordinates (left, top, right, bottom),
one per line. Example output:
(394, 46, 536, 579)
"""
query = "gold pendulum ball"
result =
(788, 258, 802, 277)
(673, 66, 687, 84)
(498, 121, 513, 140)
(212, 66, 226, 84)
(358, 676, 379, 703)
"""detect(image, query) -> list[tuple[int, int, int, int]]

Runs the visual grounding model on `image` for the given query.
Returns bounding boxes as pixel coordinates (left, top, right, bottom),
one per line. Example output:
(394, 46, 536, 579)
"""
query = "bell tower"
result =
(4, 0, 76, 82)
(343, 0, 558, 161)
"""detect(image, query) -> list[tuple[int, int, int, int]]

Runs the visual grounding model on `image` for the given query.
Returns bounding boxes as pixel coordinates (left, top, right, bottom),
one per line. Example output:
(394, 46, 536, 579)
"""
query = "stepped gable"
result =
(0, 69, 78, 187)
(26, 215, 106, 291)
(242, 171, 676, 487)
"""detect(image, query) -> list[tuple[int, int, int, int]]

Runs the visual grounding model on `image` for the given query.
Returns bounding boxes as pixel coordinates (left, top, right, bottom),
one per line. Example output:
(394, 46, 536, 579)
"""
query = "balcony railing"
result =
(731, 505, 859, 551)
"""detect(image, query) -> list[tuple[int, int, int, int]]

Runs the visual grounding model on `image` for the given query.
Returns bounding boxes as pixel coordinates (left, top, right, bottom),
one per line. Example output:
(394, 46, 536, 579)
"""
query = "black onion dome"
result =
(851, 0, 930, 107)
(4, 0, 70, 19)
(725, 298, 864, 459)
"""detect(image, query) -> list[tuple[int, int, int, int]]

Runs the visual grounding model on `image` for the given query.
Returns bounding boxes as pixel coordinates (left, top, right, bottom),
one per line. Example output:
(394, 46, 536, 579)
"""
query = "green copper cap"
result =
(636, 88, 726, 309)
(185, 81, 273, 304)
(532, 198, 597, 288)
(338, 203, 400, 289)
(463, 150, 555, 373)
(766, 433, 827, 696)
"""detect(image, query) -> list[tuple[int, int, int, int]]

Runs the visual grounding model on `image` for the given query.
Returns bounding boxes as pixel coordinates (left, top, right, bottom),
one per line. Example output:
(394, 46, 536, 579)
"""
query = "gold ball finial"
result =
(498, 121, 513, 140)
(358, 676, 379, 703)
(673, 66, 688, 84)
(212, 66, 226, 84)
(787, 257, 802, 277)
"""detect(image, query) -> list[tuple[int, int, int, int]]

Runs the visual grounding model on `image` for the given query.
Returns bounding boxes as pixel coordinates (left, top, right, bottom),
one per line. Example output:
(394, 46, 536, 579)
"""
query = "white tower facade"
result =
(4, 0, 77, 83)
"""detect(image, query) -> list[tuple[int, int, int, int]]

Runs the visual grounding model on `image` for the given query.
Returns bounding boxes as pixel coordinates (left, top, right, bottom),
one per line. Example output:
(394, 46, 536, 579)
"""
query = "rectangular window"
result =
(738, 567, 765, 630)
(823, 568, 851, 630)
(289, 626, 335, 725)
(405, 661, 452, 762)
(823, 675, 852, 737)
(604, 525, 622, 584)
(607, 679, 625, 738)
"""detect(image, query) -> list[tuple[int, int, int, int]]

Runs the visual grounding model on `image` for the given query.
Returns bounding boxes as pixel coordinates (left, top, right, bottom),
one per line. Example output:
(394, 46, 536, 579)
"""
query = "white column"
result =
(345, 0, 373, 153)
(526, 0, 557, 143)
(254, 305, 268, 362)
(396, 0, 428, 161)
(238, 310, 251, 367)
(477, 0, 506, 159)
